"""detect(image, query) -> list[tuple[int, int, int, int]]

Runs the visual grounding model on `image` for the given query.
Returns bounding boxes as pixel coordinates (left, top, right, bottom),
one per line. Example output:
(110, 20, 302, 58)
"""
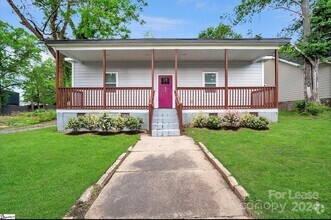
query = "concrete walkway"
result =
(85, 135, 248, 219)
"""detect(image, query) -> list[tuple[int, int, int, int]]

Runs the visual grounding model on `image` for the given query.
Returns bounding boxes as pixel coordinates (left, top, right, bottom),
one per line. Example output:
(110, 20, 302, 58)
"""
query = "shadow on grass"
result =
(65, 130, 145, 136)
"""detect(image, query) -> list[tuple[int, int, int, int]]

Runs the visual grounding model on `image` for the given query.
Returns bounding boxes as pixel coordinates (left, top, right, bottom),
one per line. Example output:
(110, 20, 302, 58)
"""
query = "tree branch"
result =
(289, 0, 302, 8)
(6, 0, 45, 42)
(273, 6, 304, 18)
(42, 3, 61, 33)
(290, 43, 315, 64)
(59, 1, 71, 39)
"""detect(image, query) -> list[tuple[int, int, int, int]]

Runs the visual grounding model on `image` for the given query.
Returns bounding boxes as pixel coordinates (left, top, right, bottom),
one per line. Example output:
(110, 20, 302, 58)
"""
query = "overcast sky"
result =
(0, 0, 298, 40)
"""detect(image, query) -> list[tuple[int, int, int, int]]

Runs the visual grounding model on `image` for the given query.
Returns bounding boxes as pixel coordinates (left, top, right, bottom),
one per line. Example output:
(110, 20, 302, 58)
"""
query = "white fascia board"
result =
(254, 56, 301, 67)
(54, 45, 280, 51)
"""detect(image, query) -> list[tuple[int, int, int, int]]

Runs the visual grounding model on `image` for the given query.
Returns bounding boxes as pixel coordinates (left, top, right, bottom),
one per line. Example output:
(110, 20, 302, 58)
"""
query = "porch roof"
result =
(46, 38, 290, 63)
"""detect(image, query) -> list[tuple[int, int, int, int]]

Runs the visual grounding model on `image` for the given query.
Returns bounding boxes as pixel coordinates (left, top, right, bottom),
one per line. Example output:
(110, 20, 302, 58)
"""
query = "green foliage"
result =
(0, 110, 56, 128)
(124, 116, 144, 131)
(241, 114, 270, 130)
(66, 117, 84, 132)
(301, 0, 331, 60)
(65, 113, 144, 133)
(96, 113, 120, 132)
(295, 100, 306, 113)
(23, 58, 56, 107)
(199, 23, 242, 39)
(81, 114, 98, 131)
(240, 114, 256, 127)
(306, 102, 327, 116)
(206, 116, 225, 130)
(224, 112, 241, 129)
(0, 20, 41, 109)
(191, 113, 207, 128)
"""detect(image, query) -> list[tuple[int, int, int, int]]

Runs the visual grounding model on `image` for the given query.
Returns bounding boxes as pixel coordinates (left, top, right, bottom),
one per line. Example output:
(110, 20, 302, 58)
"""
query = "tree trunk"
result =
(311, 60, 320, 102)
(30, 96, 34, 111)
(303, 59, 320, 104)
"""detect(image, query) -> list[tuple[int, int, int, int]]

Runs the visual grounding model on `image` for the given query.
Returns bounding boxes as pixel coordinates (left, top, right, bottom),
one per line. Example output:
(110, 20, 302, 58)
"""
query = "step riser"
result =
(153, 123, 179, 130)
(152, 130, 180, 137)
(153, 118, 178, 123)
(152, 109, 180, 137)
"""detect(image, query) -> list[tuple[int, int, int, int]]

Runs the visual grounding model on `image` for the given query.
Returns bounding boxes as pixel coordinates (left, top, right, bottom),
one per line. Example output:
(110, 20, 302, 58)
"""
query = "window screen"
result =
(106, 73, 117, 87)
(204, 73, 216, 87)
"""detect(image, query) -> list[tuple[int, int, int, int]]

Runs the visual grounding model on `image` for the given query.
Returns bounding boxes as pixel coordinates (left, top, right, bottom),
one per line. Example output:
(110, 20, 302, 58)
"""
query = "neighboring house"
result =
(45, 38, 290, 136)
(262, 56, 331, 109)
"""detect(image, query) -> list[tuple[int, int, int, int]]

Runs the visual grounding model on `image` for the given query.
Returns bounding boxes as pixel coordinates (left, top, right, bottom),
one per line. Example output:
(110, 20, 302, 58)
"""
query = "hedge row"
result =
(191, 112, 270, 130)
(66, 113, 144, 133)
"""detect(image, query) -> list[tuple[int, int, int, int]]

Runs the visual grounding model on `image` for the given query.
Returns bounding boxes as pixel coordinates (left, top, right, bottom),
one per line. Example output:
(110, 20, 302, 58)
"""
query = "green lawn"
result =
(186, 111, 331, 219)
(0, 127, 139, 219)
(0, 110, 56, 129)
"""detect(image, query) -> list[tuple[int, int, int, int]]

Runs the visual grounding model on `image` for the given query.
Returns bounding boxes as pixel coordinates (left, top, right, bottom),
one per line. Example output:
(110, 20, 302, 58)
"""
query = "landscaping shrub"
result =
(224, 112, 241, 129)
(124, 116, 144, 131)
(66, 117, 84, 132)
(295, 100, 306, 113)
(253, 116, 270, 130)
(96, 113, 120, 132)
(240, 114, 270, 130)
(240, 114, 256, 128)
(82, 114, 98, 131)
(116, 115, 125, 130)
(306, 102, 327, 116)
(206, 116, 225, 129)
(19, 109, 56, 122)
(191, 113, 207, 128)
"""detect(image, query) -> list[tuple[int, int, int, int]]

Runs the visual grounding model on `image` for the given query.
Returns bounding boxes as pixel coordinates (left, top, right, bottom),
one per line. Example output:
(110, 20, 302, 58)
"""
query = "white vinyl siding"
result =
(319, 65, 331, 99)
(264, 60, 304, 102)
(74, 61, 263, 88)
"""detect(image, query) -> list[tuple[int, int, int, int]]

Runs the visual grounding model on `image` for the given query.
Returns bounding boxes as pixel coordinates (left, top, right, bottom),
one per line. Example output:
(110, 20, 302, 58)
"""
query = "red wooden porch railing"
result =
(177, 86, 277, 109)
(148, 90, 155, 135)
(174, 90, 183, 135)
(58, 87, 152, 109)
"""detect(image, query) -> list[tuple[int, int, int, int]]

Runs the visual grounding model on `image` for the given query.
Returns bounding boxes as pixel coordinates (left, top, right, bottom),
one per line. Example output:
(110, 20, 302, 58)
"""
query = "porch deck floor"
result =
(85, 135, 249, 219)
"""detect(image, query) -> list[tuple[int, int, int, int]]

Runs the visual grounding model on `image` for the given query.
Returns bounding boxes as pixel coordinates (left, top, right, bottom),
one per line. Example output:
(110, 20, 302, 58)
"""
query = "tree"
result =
(229, 0, 331, 104)
(23, 59, 56, 110)
(7, 0, 147, 86)
(199, 23, 242, 39)
(0, 20, 41, 112)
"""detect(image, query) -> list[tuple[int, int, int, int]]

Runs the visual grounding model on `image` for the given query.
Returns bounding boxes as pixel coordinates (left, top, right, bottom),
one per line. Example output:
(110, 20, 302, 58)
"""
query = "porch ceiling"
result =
(61, 49, 277, 63)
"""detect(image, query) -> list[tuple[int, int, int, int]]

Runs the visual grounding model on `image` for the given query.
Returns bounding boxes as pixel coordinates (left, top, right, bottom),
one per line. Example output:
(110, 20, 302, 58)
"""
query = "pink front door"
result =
(158, 75, 173, 108)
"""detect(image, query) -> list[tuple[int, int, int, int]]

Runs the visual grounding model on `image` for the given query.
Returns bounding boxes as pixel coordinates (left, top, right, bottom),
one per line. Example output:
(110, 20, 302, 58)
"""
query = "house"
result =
(262, 57, 331, 110)
(45, 38, 290, 136)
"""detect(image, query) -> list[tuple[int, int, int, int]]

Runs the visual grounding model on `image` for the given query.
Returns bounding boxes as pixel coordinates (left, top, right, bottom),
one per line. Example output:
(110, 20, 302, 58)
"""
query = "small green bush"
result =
(240, 114, 256, 128)
(253, 116, 270, 130)
(191, 113, 207, 128)
(240, 114, 270, 130)
(125, 116, 144, 131)
(206, 116, 225, 129)
(96, 113, 120, 132)
(82, 114, 98, 131)
(66, 117, 84, 132)
(116, 115, 126, 130)
(224, 112, 241, 129)
(306, 102, 327, 116)
(295, 100, 306, 113)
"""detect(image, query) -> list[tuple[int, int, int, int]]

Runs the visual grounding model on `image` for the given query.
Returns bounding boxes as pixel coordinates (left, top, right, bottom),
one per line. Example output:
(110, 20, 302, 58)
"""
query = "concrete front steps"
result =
(151, 109, 180, 137)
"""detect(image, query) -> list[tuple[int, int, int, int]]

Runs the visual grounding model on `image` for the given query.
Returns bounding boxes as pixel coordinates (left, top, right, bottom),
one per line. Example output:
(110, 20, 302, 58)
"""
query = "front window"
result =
(106, 72, 117, 88)
(204, 72, 217, 87)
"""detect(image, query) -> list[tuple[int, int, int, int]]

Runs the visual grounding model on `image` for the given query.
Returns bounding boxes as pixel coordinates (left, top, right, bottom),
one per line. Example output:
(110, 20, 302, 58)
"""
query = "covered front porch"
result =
(48, 39, 287, 134)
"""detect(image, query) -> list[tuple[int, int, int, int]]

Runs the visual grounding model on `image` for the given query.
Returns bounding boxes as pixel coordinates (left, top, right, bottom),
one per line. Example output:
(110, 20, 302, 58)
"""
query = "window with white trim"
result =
(203, 72, 217, 87)
(106, 72, 118, 88)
